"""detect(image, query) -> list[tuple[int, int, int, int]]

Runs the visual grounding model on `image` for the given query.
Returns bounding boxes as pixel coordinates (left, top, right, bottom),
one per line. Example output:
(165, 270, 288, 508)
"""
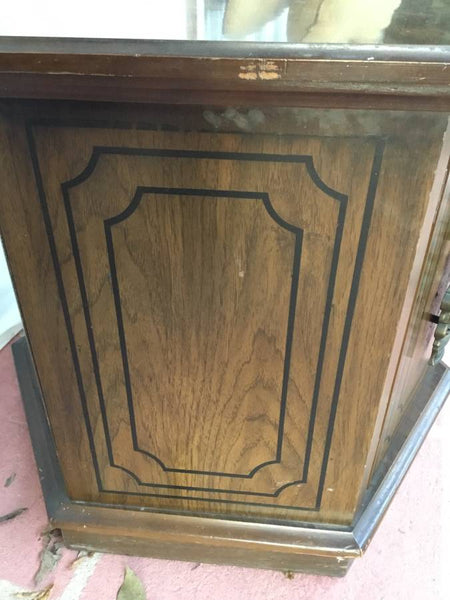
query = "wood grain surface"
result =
(0, 38, 449, 100)
(371, 129, 450, 474)
(11, 333, 449, 574)
(0, 101, 447, 525)
(0, 38, 449, 111)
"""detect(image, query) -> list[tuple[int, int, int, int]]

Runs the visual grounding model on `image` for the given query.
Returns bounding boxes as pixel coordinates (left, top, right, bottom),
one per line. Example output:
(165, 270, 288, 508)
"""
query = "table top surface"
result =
(0, 0, 449, 58)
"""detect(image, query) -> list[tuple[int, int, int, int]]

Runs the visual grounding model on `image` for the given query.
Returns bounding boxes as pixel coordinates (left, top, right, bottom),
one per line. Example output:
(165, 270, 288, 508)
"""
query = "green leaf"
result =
(4, 473, 16, 487)
(116, 568, 146, 600)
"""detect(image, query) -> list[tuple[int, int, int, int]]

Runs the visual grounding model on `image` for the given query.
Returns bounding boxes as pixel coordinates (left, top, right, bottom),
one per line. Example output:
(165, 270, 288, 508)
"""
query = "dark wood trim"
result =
(56, 501, 359, 559)
(0, 57, 447, 94)
(0, 38, 449, 105)
(353, 363, 450, 551)
(1, 76, 450, 111)
(1, 37, 449, 62)
(62, 524, 354, 576)
(11, 335, 67, 516)
(11, 335, 450, 575)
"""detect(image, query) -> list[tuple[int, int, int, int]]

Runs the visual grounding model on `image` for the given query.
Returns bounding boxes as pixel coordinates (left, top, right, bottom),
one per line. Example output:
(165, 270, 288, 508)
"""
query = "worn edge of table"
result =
(10, 335, 450, 574)
(0, 38, 450, 110)
(1, 38, 450, 61)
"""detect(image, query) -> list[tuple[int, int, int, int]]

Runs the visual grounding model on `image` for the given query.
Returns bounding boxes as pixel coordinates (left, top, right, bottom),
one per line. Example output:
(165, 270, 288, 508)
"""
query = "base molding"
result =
(63, 524, 354, 577)
(12, 336, 449, 576)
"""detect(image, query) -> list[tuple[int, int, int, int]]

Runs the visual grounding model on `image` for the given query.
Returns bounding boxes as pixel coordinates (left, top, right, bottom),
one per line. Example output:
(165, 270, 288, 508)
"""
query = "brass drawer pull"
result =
(429, 287, 450, 366)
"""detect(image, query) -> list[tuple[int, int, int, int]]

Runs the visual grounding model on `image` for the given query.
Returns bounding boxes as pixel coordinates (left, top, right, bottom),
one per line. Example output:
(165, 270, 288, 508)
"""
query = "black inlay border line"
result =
(62, 183, 303, 496)
(62, 147, 343, 500)
(103, 186, 302, 484)
(25, 123, 104, 492)
(65, 146, 347, 203)
(315, 139, 386, 508)
(25, 122, 385, 511)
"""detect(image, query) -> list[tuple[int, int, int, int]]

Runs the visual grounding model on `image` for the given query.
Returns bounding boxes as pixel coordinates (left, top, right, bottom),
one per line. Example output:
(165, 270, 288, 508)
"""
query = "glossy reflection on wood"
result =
(0, 102, 448, 529)
(31, 123, 376, 514)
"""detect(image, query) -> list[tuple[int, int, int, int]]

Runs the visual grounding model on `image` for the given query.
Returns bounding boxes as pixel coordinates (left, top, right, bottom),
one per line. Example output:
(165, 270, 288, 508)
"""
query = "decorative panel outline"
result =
(104, 187, 303, 481)
(25, 121, 385, 511)
(62, 147, 342, 500)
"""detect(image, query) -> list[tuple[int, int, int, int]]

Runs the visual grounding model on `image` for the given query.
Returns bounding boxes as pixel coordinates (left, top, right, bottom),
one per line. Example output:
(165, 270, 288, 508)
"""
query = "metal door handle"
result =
(429, 287, 450, 366)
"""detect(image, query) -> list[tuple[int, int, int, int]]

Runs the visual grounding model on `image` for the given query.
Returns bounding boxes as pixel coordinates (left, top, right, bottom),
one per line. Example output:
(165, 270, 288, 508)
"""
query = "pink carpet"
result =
(0, 341, 449, 599)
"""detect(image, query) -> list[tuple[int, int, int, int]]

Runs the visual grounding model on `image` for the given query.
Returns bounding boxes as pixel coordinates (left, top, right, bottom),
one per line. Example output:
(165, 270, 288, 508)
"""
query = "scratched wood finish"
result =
(2, 75, 450, 112)
(0, 38, 449, 100)
(0, 101, 448, 525)
(27, 124, 366, 514)
(11, 333, 449, 575)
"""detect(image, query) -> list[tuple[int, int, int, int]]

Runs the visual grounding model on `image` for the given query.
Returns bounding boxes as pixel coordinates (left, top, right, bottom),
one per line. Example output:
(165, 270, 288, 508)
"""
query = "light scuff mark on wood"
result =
(238, 66, 258, 81)
(239, 60, 281, 81)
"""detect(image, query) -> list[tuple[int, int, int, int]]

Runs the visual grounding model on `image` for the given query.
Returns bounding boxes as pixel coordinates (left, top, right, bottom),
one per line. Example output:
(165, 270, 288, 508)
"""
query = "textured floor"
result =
(0, 340, 449, 600)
